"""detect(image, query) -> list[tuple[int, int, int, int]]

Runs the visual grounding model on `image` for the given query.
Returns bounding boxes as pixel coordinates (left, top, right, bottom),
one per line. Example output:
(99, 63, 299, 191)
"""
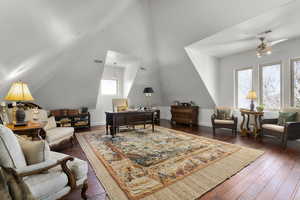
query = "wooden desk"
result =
(6, 122, 46, 140)
(240, 109, 264, 138)
(105, 111, 155, 137)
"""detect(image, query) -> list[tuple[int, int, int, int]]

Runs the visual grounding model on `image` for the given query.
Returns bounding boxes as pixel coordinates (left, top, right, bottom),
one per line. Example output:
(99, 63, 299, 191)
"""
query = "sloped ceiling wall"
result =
(0, 0, 294, 111)
(0, 0, 162, 109)
(149, 0, 293, 108)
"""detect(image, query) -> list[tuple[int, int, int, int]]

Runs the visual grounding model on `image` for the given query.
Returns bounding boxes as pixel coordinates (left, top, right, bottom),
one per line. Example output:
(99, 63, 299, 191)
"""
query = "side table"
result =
(240, 109, 264, 138)
(6, 121, 46, 140)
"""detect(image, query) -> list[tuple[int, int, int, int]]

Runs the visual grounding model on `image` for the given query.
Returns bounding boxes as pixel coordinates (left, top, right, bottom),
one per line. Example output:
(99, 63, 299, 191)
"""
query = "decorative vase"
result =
(16, 108, 26, 123)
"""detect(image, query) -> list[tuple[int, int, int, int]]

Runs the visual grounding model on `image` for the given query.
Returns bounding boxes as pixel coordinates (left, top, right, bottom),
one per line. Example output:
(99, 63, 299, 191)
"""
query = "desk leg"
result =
(152, 113, 155, 132)
(112, 116, 116, 138)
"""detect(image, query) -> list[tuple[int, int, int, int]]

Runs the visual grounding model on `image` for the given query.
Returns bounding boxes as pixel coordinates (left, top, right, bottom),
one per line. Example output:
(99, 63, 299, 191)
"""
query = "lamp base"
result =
(250, 101, 255, 111)
(16, 107, 26, 123)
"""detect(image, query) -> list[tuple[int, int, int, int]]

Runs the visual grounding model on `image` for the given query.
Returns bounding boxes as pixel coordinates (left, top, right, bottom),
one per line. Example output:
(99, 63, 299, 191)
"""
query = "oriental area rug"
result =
(76, 126, 263, 200)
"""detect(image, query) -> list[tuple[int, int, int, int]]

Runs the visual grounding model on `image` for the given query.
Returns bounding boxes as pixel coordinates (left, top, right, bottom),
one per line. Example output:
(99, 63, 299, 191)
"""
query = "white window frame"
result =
(234, 67, 253, 109)
(259, 62, 283, 110)
(101, 79, 119, 96)
(291, 58, 300, 107)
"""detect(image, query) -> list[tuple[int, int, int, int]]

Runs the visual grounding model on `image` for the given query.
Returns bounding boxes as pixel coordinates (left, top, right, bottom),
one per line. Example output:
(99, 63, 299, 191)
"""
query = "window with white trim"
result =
(236, 68, 253, 109)
(260, 63, 281, 109)
(101, 79, 118, 95)
(291, 59, 300, 107)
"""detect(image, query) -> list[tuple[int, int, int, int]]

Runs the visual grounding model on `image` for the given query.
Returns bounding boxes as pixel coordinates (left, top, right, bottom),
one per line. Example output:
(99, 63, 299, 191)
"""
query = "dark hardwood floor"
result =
(60, 119, 300, 200)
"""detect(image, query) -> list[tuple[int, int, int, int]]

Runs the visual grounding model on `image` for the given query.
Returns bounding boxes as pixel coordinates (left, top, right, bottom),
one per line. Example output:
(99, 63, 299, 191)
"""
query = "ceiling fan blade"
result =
(270, 38, 288, 46)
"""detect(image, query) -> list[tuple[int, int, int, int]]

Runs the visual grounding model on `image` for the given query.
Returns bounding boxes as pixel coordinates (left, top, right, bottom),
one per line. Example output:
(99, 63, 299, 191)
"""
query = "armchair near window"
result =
(211, 107, 238, 136)
(0, 125, 88, 200)
(261, 108, 300, 148)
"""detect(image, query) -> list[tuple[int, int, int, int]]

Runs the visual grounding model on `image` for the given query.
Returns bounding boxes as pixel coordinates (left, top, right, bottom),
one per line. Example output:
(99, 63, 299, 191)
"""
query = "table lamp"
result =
(143, 87, 154, 110)
(246, 90, 257, 111)
(4, 81, 34, 125)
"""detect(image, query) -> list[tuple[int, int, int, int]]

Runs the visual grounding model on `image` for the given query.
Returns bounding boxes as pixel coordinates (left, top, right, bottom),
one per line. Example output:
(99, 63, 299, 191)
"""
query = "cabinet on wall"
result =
(170, 105, 199, 126)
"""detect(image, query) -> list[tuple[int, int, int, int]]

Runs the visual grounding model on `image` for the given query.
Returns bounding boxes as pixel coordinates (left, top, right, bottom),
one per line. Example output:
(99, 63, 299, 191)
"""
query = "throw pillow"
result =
(215, 108, 232, 120)
(277, 112, 297, 126)
(44, 116, 57, 131)
(18, 139, 50, 165)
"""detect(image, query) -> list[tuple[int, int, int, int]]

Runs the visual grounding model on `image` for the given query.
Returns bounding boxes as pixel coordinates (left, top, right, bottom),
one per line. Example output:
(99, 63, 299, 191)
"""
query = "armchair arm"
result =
(285, 122, 300, 140)
(3, 156, 76, 189)
(15, 160, 56, 176)
(261, 118, 278, 125)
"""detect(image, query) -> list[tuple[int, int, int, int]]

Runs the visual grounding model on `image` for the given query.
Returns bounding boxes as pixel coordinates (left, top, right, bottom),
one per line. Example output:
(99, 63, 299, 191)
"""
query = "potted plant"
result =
(256, 104, 265, 112)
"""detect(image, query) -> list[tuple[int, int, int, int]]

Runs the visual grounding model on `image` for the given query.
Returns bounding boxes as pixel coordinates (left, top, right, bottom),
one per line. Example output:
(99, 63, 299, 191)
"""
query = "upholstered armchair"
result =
(25, 109, 75, 149)
(211, 107, 238, 136)
(112, 98, 128, 112)
(261, 108, 300, 148)
(0, 125, 88, 200)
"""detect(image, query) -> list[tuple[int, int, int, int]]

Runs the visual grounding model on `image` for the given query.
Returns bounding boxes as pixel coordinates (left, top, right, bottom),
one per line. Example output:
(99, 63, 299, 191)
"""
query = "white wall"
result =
(219, 37, 300, 109)
(149, 0, 291, 107)
(123, 63, 139, 98)
(90, 66, 124, 125)
(185, 48, 219, 105)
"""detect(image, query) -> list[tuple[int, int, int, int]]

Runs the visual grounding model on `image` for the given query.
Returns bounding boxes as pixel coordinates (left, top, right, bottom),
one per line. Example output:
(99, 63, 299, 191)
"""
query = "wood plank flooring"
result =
(60, 119, 300, 200)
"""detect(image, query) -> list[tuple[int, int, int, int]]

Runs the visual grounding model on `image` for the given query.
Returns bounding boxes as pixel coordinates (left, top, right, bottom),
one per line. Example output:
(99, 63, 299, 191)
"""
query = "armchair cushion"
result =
(44, 116, 57, 131)
(0, 125, 27, 168)
(215, 107, 233, 120)
(18, 139, 50, 165)
(262, 124, 284, 133)
(214, 119, 235, 125)
(45, 127, 74, 146)
(281, 108, 300, 122)
(277, 112, 297, 126)
(24, 167, 69, 199)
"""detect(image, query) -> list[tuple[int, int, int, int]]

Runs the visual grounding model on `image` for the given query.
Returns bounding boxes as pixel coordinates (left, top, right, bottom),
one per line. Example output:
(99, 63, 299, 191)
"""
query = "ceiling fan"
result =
(256, 30, 288, 58)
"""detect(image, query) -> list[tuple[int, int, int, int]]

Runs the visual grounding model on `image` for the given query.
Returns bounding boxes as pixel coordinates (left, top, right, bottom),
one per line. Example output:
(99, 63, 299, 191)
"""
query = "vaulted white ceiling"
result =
(0, 0, 298, 109)
(188, 0, 300, 58)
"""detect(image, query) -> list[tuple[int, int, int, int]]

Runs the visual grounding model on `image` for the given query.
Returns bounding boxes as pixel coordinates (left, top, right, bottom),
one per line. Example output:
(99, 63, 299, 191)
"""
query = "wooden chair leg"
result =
(71, 136, 75, 147)
(81, 180, 88, 200)
(282, 133, 288, 149)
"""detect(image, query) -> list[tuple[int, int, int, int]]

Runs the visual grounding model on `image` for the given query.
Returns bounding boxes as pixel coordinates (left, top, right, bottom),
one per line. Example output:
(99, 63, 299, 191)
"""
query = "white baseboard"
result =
(91, 121, 106, 126)
(199, 122, 212, 127)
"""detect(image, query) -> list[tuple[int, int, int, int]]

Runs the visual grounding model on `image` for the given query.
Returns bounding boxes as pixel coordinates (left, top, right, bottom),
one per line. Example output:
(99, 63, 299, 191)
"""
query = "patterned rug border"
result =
(76, 126, 264, 200)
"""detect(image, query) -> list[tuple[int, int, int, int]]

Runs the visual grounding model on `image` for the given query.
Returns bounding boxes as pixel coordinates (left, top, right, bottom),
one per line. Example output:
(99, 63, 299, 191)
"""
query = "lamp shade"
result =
(246, 90, 257, 100)
(4, 81, 34, 101)
(143, 87, 154, 94)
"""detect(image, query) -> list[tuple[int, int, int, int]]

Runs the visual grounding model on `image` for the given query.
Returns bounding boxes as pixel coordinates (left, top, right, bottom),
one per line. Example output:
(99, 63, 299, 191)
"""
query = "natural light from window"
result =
(236, 69, 252, 108)
(101, 79, 118, 95)
(292, 59, 300, 107)
(261, 63, 281, 109)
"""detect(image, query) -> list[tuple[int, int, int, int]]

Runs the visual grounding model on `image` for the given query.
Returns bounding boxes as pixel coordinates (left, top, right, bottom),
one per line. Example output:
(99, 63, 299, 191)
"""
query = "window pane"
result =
(261, 64, 281, 109)
(293, 60, 300, 107)
(101, 80, 117, 95)
(237, 69, 252, 108)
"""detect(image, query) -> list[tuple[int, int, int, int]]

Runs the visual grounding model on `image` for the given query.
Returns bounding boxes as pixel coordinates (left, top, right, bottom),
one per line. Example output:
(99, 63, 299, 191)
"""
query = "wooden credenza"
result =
(171, 105, 199, 126)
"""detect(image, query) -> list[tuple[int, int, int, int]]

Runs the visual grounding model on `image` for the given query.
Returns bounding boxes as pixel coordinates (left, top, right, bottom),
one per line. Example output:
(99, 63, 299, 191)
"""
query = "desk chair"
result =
(112, 98, 128, 112)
